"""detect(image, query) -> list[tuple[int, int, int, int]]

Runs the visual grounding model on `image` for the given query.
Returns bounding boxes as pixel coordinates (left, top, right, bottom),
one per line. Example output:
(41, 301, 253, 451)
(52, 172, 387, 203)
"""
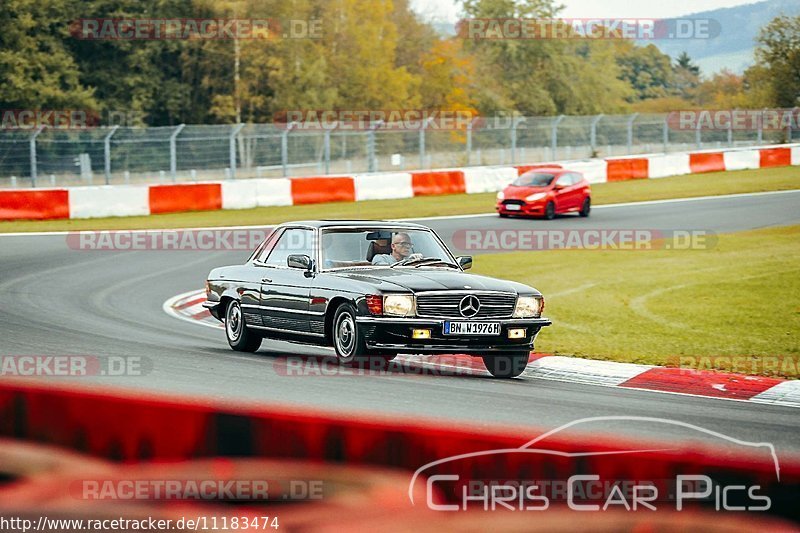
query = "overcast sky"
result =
(412, 0, 761, 21)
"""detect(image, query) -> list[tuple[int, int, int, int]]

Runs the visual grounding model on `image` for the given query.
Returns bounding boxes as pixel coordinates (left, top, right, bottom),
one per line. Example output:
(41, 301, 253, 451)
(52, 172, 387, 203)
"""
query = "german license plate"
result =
(443, 321, 501, 336)
(505, 204, 521, 211)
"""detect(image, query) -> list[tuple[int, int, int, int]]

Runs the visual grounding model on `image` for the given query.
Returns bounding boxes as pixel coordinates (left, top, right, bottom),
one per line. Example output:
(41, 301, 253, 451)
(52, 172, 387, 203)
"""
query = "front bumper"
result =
(203, 299, 223, 320)
(356, 316, 551, 354)
(496, 200, 546, 216)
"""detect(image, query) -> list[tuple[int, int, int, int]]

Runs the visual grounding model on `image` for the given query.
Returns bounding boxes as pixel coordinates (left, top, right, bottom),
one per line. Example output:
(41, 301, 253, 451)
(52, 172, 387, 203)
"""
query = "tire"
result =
(332, 303, 370, 365)
(499, 213, 510, 218)
(225, 300, 262, 352)
(544, 201, 556, 220)
(579, 197, 591, 217)
(482, 351, 530, 378)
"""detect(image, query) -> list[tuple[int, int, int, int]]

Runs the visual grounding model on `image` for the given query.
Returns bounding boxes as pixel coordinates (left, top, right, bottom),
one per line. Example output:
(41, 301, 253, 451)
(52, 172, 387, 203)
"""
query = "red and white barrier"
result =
(560, 159, 609, 184)
(69, 185, 150, 219)
(646, 153, 691, 179)
(2, 144, 798, 221)
(463, 167, 517, 194)
(0, 190, 70, 220)
(723, 149, 760, 171)
(291, 176, 356, 205)
(354, 172, 414, 201)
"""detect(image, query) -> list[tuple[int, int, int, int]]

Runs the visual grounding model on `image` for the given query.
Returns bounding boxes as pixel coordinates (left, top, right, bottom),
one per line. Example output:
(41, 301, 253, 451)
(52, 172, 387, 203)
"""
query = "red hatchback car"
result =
(496, 167, 591, 219)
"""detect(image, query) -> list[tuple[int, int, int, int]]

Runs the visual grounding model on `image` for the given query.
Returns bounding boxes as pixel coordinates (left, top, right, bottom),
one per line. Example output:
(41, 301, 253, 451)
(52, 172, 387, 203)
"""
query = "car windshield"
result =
(513, 172, 555, 187)
(321, 228, 455, 270)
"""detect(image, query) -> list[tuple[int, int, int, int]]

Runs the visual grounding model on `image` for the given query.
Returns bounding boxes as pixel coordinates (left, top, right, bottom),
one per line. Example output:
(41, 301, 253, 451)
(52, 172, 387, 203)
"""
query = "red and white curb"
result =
(164, 289, 800, 408)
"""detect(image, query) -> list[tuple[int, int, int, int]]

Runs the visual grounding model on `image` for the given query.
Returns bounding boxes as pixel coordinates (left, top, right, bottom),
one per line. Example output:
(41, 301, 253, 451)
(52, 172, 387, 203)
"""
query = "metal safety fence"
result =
(0, 113, 794, 188)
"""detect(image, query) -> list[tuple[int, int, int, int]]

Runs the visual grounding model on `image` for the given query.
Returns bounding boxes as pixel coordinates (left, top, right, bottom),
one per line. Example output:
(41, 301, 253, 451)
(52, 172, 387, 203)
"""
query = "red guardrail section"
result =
(606, 158, 649, 182)
(0, 380, 797, 520)
(290, 176, 356, 205)
(760, 147, 792, 168)
(149, 183, 222, 214)
(410, 170, 466, 196)
(514, 163, 562, 175)
(0, 190, 70, 220)
(689, 152, 726, 173)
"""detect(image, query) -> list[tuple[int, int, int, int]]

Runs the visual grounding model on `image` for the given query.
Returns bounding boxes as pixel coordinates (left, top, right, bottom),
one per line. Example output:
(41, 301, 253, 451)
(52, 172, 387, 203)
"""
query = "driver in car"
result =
(371, 232, 413, 265)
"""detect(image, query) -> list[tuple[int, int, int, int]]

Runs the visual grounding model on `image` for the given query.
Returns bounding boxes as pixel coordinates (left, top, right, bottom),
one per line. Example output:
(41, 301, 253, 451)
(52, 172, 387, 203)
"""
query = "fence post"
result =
(281, 122, 296, 177)
(727, 118, 733, 147)
(169, 124, 185, 181)
(466, 120, 474, 165)
(626, 113, 638, 154)
(510, 117, 526, 164)
(757, 109, 764, 144)
(696, 120, 702, 149)
(551, 115, 564, 160)
(419, 116, 434, 169)
(663, 117, 669, 152)
(229, 123, 244, 179)
(29, 126, 44, 188)
(367, 120, 383, 173)
(590, 114, 603, 154)
(103, 125, 119, 185)
(324, 126, 334, 175)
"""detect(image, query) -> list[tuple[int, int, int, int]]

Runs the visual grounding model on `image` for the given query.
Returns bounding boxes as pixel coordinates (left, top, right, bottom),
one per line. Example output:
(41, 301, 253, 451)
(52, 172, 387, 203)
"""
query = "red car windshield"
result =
(513, 172, 555, 187)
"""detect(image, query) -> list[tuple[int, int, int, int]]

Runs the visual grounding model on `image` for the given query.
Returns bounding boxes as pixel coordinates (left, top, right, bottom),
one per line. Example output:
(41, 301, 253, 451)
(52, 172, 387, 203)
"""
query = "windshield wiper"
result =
(391, 256, 440, 268)
(412, 259, 459, 269)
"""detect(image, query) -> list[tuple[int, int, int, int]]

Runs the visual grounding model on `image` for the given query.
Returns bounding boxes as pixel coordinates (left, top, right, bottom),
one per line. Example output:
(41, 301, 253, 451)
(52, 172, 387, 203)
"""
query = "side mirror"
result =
(287, 254, 312, 271)
(554, 183, 566, 190)
(457, 256, 473, 270)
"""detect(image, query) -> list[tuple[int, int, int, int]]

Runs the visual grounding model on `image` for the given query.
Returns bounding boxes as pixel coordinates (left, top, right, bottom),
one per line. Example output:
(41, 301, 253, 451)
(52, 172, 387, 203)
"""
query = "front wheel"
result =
(332, 303, 369, 365)
(543, 201, 556, 220)
(225, 300, 262, 352)
(482, 351, 530, 378)
(579, 197, 591, 217)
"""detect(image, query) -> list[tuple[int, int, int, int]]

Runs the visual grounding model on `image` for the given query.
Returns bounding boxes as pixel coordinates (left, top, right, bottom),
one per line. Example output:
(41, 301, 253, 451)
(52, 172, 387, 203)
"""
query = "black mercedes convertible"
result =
(204, 220, 551, 378)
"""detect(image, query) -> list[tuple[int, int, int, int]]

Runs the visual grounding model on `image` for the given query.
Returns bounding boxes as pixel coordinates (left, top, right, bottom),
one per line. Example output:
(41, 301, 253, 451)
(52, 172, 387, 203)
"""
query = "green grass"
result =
(471, 225, 800, 377)
(1, 165, 798, 233)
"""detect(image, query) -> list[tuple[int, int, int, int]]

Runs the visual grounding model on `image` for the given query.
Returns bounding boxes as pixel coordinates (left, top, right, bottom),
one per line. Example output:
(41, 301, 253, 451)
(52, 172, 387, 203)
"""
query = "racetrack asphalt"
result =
(1, 190, 799, 459)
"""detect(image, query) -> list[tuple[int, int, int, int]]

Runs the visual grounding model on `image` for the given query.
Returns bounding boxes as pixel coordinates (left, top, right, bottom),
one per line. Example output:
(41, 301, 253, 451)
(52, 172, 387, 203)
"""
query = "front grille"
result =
(416, 292, 516, 318)
(502, 200, 525, 206)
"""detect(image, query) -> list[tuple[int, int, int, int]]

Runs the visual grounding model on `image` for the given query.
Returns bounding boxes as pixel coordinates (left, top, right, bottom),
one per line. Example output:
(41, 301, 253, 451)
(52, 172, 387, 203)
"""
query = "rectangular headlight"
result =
(383, 294, 415, 317)
(513, 296, 544, 318)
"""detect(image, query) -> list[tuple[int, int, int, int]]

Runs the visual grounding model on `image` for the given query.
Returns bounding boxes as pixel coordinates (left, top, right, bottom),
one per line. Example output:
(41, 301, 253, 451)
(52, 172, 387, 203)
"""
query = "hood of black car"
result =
(329, 267, 536, 294)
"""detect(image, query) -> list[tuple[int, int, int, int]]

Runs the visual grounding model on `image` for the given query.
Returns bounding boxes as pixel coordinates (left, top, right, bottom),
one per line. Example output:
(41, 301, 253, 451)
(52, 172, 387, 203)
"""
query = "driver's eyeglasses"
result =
(395, 242, 412, 247)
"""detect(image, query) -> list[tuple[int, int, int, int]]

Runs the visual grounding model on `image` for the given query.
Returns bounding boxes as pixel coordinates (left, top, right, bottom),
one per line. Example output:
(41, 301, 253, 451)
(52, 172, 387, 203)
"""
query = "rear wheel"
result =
(225, 300, 262, 352)
(579, 197, 591, 217)
(543, 201, 556, 220)
(482, 351, 530, 378)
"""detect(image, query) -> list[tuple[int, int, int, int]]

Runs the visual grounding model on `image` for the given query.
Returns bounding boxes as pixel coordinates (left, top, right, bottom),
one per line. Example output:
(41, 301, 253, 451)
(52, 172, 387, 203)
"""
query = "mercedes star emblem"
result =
(459, 295, 481, 318)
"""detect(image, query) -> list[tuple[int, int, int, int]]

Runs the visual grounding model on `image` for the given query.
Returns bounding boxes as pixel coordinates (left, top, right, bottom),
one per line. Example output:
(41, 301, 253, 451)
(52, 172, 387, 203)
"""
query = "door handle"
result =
(262, 277, 272, 283)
